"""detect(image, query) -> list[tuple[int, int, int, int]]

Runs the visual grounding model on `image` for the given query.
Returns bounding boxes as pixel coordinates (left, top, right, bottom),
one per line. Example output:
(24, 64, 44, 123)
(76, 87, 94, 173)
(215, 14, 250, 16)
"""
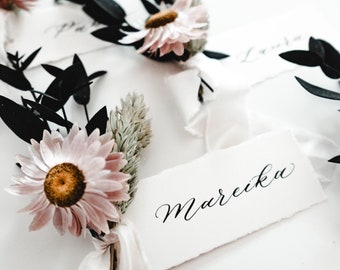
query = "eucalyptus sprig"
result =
(0, 47, 107, 143)
(280, 37, 340, 165)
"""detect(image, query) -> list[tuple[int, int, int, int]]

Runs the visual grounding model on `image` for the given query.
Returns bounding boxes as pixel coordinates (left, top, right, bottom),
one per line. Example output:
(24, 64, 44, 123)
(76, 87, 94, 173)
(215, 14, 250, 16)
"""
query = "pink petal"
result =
(70, 205, 87, 236)
(83, 193, 120, 220)
(7, 182, 43, 196)
(29, 204, 55, 231)
(79, 200, 110, 234)
(18, 193, 50, 213)
(53, 207, 70, 235)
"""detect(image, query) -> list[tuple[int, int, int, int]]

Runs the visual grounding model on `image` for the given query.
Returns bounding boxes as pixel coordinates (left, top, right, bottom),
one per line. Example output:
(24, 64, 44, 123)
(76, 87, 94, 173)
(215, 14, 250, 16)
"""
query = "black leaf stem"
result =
(84, 104, 90, 123)
(29, 89, 39, 103)
(200, 77, 214, 93)
(61, 106, 70, 133)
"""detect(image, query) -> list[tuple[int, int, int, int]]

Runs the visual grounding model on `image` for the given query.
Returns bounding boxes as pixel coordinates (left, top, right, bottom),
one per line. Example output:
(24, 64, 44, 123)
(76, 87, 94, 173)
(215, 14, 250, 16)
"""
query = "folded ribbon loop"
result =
(78, 220, 150, 270)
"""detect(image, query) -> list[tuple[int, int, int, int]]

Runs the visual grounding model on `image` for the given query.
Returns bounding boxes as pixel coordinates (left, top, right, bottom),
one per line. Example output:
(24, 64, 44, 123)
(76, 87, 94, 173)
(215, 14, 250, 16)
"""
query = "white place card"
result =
(207, 7, 340, 86)
(5, 5, 109, 67)
(125, 131, 326, 269)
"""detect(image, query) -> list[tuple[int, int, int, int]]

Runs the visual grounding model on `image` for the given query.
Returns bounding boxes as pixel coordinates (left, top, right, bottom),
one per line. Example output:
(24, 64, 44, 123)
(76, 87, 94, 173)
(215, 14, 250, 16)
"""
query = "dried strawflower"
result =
(120, 0, 208, 57)
(7, 125, 130, 236)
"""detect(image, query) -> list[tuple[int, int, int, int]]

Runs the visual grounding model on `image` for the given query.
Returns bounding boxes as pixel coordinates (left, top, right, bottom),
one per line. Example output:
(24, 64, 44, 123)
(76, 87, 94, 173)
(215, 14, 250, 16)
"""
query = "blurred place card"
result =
(5, 5, 109, 67)
(125, 131, 325, 269)
(207, 7, 340, 85)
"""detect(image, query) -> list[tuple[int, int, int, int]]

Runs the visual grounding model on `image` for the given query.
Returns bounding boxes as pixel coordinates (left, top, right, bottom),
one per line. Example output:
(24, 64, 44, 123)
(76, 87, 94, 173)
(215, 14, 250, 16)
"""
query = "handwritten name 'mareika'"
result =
(155, 163, 295, 223)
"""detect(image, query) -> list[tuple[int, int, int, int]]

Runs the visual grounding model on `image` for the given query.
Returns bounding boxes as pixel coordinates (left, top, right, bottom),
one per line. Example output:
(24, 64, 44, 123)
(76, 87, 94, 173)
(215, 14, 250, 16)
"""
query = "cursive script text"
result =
(155, 163, 295, 223)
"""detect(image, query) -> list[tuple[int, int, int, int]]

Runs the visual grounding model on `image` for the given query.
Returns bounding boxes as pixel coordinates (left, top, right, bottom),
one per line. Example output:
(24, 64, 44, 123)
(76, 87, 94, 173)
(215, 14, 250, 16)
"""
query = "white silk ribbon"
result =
(78, 220, 150, 270)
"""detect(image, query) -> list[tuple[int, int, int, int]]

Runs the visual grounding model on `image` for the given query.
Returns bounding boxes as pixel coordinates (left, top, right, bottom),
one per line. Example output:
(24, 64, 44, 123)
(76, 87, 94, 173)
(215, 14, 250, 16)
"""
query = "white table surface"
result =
(0, 0, 339, 269)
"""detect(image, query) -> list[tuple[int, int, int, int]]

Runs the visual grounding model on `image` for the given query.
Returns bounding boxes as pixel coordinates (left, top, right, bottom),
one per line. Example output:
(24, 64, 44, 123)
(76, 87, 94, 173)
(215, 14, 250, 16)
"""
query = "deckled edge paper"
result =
(206, 7, 340, 86)
(5, 4, 109, 67)
(125, 131, 326, 269)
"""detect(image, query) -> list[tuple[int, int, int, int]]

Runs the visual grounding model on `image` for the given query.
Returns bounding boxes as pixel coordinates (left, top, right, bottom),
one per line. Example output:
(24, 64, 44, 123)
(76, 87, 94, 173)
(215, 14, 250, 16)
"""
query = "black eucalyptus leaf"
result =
(22, 98, 72, 128)
(20, 47, 42, 71)
(93, 0, 125, 20)
(0, 65, 32, 90)
(0, 95, 49, 143)
(295, 76, 340, 100)
(318, 39, 340, 73)
(66, 0, 86, 4)
(88, 70, 107, 81)
(140, 0, 160, 14)
(83, 0, 125, 25)
(85, 106, 108, 135)
(41, 64, 63, 77)
(91, 26, 127, 45)
(41, 63, 83, 111)
(155, 0, 174, 4)
(72, 54, 91, 105)
(279, 50, 322, 67)
(202, 50, 229, 60)
(309, 37, 325, 59)
(328, 155, 340, 164)
(320, 64, 340, 79)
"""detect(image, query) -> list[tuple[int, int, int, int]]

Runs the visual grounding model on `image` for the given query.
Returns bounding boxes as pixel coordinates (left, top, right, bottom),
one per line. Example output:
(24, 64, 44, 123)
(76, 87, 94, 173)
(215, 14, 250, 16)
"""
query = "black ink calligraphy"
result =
(44, 20, 101, 38)
(155, 163, 295, 223)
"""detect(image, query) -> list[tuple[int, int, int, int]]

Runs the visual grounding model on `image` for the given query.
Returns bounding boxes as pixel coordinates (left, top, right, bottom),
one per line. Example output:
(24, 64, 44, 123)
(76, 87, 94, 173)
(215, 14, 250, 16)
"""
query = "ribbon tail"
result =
(116, 222, 150, 270)
(78, 250, 110, 270)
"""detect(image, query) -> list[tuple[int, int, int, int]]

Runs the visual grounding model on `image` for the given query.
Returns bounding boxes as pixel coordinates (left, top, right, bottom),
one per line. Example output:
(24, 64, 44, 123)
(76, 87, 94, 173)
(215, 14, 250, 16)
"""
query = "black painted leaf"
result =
(295, 76, 340, 100)
(84, 0, 125, 25)
(155, 0, 174, 4)
(140, 0, 160, 14)
(88, 70, 107, 81)
(72, 54, 90, 105)
(22, 98, 72, 128)
(320, 64, 340, 79)
(0, 65, 32, 90)
(67, 0, 86, 4)
(279, 50, 322, 67)
(317, 39, 340, 79)
(85, 106, 108, 135)
(328, 155, 340, 164)
(20, 47, 42, 71)
(41, 64, 63, 77)
(92, 26, 127, 44)
(93, 0, 125, 20)
(203, 50, 229, 59)
(41, 63, 82, 111)
(0, 95, 49, 143)
(6, 52, 17, 62)
(309, 37, 325, 59)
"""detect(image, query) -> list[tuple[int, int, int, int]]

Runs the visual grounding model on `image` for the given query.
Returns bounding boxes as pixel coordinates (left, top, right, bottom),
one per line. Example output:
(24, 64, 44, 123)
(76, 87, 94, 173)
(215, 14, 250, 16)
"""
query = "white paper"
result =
(5, 4, 109, 67)
(125, 131, 326, 270)
(206, 7, 340, 85)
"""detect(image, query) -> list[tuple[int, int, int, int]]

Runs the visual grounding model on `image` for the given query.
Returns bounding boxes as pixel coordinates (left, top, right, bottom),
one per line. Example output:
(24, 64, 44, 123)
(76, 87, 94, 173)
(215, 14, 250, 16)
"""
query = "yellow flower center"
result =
(44, 163, 86, 207)
(145, 9, 178, 28)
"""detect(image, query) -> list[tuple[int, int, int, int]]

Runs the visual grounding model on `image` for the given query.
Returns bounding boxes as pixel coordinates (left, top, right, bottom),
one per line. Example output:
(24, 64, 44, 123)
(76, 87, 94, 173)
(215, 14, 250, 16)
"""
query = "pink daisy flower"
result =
(0, 0, 36, 11)
(7, 125, 130, 237)
(119, 0, 208, 57)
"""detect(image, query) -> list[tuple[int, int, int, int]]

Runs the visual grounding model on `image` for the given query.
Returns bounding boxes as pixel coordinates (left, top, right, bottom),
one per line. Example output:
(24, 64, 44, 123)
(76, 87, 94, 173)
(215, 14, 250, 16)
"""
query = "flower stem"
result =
(110, 243, 119, 270)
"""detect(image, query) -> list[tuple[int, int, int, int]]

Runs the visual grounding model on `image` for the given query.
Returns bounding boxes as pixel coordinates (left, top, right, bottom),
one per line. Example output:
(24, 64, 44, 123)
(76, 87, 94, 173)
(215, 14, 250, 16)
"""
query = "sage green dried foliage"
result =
(107, 93, 152, 214)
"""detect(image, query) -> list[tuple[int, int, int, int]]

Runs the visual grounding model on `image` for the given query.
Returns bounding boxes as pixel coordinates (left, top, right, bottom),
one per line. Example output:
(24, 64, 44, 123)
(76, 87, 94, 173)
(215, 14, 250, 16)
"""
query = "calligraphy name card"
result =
(125, 131, 326, 269)
(207, 7, 340, 85)
(5, 5, 108, 67)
